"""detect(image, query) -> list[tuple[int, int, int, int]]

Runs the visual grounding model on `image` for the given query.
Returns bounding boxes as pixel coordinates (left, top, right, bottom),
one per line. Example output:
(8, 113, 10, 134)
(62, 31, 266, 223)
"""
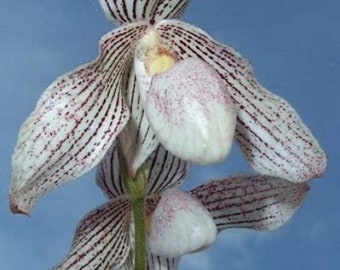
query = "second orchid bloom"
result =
(52, 144, 309, 269)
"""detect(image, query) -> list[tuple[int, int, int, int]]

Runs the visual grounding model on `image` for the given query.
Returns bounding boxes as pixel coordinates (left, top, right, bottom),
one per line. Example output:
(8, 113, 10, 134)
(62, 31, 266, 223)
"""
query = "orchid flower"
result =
(10, 0, 326, 216)
(52, 143, 309, 269)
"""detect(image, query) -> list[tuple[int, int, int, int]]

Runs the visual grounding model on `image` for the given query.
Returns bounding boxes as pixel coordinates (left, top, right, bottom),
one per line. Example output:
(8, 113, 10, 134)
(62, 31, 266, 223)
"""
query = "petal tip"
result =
(292, 182, 310, 204)
(315, 151, 328, 178)
(9, 194, 31, 216)
(299, 149, 327, 182)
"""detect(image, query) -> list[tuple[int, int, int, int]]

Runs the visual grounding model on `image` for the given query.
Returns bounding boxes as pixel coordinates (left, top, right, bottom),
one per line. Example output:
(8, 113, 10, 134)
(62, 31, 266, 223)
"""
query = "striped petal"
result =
(99, 0, 191, 25)
(190, 174, 309, 231)
(96, 142, 127, 199)
(146, 145, 188, 195)
(147, 254, 180, 270)
(96, 142, 188, 199)
(118, 249, 135, 270)
(119, 61, 159, 175)
(148, 189, 217, 257)
(53, 197, 132, 270)
(10, 22, 149, 215)
(156, 20, 327, 182)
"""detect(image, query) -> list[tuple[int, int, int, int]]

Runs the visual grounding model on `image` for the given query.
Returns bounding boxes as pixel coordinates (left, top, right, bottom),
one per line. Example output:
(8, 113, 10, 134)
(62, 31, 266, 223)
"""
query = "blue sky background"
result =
(1, 0, 339, 269)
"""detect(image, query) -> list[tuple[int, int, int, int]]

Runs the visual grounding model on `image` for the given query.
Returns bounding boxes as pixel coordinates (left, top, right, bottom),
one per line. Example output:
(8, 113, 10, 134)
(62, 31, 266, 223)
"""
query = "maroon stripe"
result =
(62, 200, 131, 269)
(157, 22, 324, 181)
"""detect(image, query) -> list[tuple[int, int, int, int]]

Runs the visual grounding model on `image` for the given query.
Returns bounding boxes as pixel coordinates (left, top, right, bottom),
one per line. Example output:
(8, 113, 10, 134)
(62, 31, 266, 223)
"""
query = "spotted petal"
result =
(53, 197, 131, 270)
(144, 57, 236, 165)
(96, 142, 188, 199)
(99, 0, 191, 25)
(190, 174, 309, 231)
(148, 189, 217, 257)
(156, 20, 327, 182)
(10, 22, 149, 215)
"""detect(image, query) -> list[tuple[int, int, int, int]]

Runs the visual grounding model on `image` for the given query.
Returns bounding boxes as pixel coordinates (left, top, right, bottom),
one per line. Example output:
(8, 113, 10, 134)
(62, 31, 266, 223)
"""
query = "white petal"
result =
(148, 189, 217, 257)
(153, 0, 191, 23)
(133, 43, 153, 105)
(96, 142, 188, 199)
(118, 249, 135, 270)
(144, 57, 236, 164)
(119, 62, 159, 175)
(156, 20, 327, 182)
(146, 145, 188, 195)
(190, 174, 309, 231)
(96, 143, 127, 199)
(99, 0, 191, 25)
(147, 253, 180, 270)
(53, 197, 132, 270)
(9, 22, 149, 215)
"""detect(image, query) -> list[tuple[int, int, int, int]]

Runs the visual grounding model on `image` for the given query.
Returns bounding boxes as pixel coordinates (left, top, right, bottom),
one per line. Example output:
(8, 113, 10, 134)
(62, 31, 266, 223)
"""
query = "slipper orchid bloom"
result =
(10, 0, 326, 215)
(52, 143, 309, 269)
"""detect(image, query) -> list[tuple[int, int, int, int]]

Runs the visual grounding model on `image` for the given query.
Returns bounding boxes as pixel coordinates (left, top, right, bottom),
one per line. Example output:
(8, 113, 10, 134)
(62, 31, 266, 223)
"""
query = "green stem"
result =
(127, 172, 147, 270)
(117, 142, 147, 270)
(132, 195, 146, 270)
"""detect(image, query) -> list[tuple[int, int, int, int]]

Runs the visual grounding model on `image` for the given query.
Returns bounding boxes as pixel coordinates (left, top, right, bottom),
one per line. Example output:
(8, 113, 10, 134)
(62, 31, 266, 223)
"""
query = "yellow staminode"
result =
(137, 28, 177, 76)
(147, 51, 176, 76)
(145, 212, 152, 233)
